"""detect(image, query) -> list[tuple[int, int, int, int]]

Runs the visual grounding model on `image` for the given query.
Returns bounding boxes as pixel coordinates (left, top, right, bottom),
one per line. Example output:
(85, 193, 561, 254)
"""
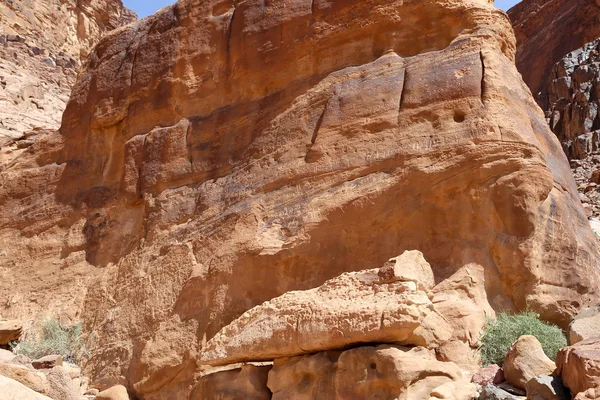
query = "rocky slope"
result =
(508, 0, 600, 107)
(509, 1, 600, 220)
(1, 0, 599, 398)
(0, 0, 136, 144)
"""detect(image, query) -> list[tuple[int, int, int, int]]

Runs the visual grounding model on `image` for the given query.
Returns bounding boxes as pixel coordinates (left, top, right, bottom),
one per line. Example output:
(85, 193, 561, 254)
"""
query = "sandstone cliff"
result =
(1, 0, 599, 398)
(508, 0, 600, 107)
(0, 0, 136, 144)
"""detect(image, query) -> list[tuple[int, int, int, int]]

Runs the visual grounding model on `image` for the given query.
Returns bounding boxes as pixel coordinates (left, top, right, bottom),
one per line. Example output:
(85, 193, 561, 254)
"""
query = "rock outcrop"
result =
(0, 0, 136, 60)
(0, 320, 21, 345)
(0, 0, 136, 143)
(265, 345, 478, 400)
(200, 252, 453, 366)
(508, 0, 600, 107)
(555, 338, 600, 398)
(1, 0, 599, 398)
(569, 306, 600, 345)
(542, 40, 600, 160)
(503, 336, 556, 390)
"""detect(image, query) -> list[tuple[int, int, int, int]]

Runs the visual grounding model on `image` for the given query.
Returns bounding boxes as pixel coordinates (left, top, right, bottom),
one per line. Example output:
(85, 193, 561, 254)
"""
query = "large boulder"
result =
(0, 320, 22, 345)
(0, 375, 52, 400)
(555, 338, 600, 397)
(0, 361, 47, 393)
(0, 0, 599, 398)
(95, 385, 131, 400)
(200, 252, 452, 366)
(569, 306, 600, 345)
(42, 366, 83, 400)
(524, 375, 570, 400)
(266, 344, 477, 400)
(189, 366, 271, 400)
(503, 336, 556, 390)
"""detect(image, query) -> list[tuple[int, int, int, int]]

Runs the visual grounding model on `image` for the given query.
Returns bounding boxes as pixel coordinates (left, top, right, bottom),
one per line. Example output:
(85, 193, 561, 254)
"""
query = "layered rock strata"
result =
(0, 0, 598, 398)
(0, 0, 136, 143)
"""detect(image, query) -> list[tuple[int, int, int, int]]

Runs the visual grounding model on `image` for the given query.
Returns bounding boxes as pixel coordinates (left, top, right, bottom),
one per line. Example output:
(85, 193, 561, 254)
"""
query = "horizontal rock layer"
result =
(0, 0, 598, 398)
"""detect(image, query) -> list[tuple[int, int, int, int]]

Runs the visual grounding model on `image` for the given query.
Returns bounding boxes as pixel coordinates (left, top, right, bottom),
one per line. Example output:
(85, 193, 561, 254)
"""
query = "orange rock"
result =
(556, 338, 600, 397)
(503, 335, 556, 390)
(267, 345, 477, 400)
(190, 365, 271, 400)
(0, 0, 598, 397)
(0, 320, 22, 345)
(96, 385, 131, 400)
(200, 252, 452, 366)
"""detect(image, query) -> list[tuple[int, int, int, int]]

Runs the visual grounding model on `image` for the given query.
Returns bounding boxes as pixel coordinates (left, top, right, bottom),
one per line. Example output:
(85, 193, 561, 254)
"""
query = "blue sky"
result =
(123, 0, 520, 20)
(123, 0, 175, 19)
(496, 0, 520, 10)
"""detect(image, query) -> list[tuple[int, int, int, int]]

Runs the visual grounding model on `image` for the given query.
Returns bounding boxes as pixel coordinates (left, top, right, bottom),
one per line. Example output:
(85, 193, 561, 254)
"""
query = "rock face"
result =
(503, 336, 556, 390)
(542, 39, 600, 160)
(555, 338, 600, 397)
(569, 306, 600, 345)
(190, 365, 271, 400)
(0, 0, 136, 143)
(0, 0, 136, 60)
(1, 0, 599, 398)
(265, 345, 475, 400)
(0, 320, 22, 345)
(524, 375, 570, 400)
(201, 252, 452, 366)
(508, 0, 600, 106)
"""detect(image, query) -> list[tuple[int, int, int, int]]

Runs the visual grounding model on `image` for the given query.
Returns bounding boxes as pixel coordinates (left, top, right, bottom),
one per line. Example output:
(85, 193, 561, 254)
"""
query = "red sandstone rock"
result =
(472, 364, 504, 386)
(0, 0, 598, 398)
(556, 338, 600, 396)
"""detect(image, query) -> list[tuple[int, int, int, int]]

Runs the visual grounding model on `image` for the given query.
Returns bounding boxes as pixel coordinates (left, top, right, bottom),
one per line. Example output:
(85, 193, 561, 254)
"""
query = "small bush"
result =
(479, 310, 567, 367)
(11, 318, 87, 363)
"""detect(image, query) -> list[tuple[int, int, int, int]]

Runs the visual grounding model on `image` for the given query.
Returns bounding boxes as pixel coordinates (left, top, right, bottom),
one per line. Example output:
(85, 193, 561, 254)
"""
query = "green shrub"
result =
(479, 310, 566, 367)
(10, 318, 88, 363)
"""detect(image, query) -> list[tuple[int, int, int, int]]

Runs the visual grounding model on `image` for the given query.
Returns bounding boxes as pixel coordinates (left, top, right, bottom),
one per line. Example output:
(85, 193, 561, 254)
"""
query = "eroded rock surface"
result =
(556, 338, 600, 397)
(0, 0, 136, 143)
(508, 0, 600, 106)
(503, 336, 556, 390)
(0, 0, 598, 398)
(201, 252, 452, 366)
(262, 345, 475, 400)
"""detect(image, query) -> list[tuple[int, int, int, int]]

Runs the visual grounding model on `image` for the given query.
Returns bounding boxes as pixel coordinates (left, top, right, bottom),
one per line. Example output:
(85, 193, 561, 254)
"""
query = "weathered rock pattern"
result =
(555, 338, 600, 397)
(473, 364, 504, 386)
(503, 336, 556, 390)
(0, 0, 136, 60)
(201, 252, 452, 366)
(542, 39, 600, 160)
(32, 355, 62, 370)
(0, 0, 135, 143)
(263, 345, 475, 400)
(508, 0, 600, 106)
(569, 306, 600, 345)
(190, 365, 271, 400)
(481, 384, 526, 400)
(0, 0, 599, 398)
